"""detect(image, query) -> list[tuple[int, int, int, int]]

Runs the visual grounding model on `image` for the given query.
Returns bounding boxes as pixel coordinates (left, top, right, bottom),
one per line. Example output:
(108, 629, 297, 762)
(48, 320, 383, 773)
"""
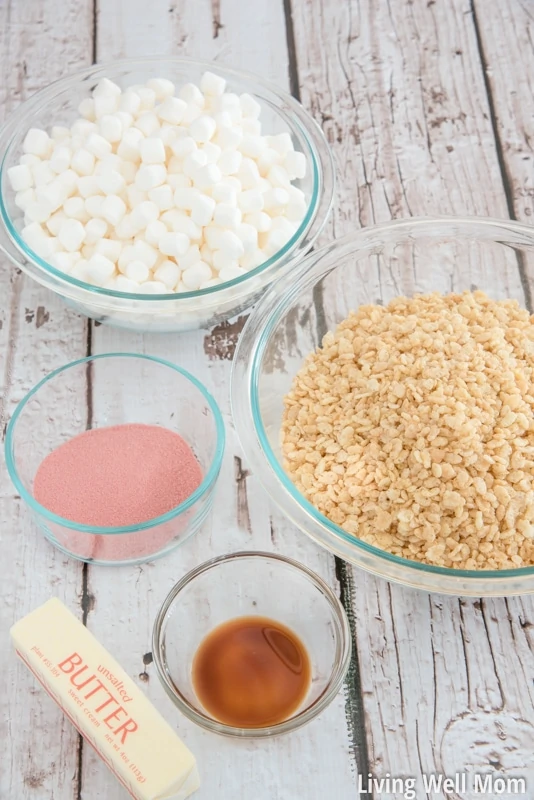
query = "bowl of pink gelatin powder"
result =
(5, 353, 225, 565)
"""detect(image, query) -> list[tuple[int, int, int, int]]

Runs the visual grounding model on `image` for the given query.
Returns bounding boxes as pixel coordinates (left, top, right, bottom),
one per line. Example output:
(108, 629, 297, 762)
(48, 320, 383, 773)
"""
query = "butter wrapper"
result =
(11, 598, 199, 800)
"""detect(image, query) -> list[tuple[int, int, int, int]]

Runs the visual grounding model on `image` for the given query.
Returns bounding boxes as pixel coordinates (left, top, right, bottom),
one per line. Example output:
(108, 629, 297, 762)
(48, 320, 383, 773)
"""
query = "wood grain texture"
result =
(81, 1, 357, 798)
(0, 2, 93, 798)
(289, 0, 534, 793)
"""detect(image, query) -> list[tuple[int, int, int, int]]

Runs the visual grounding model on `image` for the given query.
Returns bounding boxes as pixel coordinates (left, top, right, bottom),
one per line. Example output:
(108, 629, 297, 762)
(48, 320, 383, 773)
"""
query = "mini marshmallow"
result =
(119, 90, 142, 115)
(94, 94, 118, 118)
(32, 162, 55, 187)
(154, 260, 181, 289)
(239, 135, 266, 159)
(52, 251, 80, 272)
(214, 203, 242, 230)
(116, 275, 140, 292)
(200, 71, 226, 96)
(94, 238, 122, 262)
(215, 125, 243, 150)
(238, 158, 261, 189)
(212, 249, 238, 272)
(284, 150, 306, 180)
(182, 261, 212, 290)
(21, 222, 48, 250)
(25, 201, 52, 224)
(8, 164, 33, 192)
(147, 78, 175, 100)
(85, 195, 105, 218)
(72, 120, 97, 139)
(179, 244, 201, 269)
(135, 164, 167, 191)
(159, 231, 190, 258)
(130, 201, 159, 232)
(268, 132, 294, 156)
(114, 215, 137, 239)
(169, 213, 202, 240)
(51, 126, 70, 141)
(238, 189, 264, 213)
(157, 97, 187, 125)
(200, 243, 214, 266)
(100, 195, 127, 226)
(126, 185, 148, 209)
(140, 137, 166, 164)
(173, 187, 200, 211)
(57, 169, 78, 195)
(257, 148, 281, 176)
(135, 112, 160, 137)
(167, 173, 192, 189)
(237, 222, 258, 253)
(148, 184, 174, 211)
(117, 128, 144, 161)
(170, 136, 196, 159)
(58, 218, 86, 252)
(120, 160, 138, 183)
(239, 93, 262, 119)
(263, 187, 289, 211)
(78, 98, 96, 120)
(145, 220, 168, 246)
(218, 148, 242, 176)
(244, 210, 272, 232)
(35, 182, 66, 214)
(71, 148, 95, 177)
(64, 196, 89, 221)
(137, 87, 157, 111)
(157, 124, 179, 145)
(241, 118, 261, 136)
(189, 115, 217, 144)
(192, 163, 222, 190)
(268, 164, 291, 189)
(84, 218, 108, 243)
(20, 154, 40, 167)
(97, 170, 125, 195)
(93, 78, 121, 98)
(46, 211, 67, 236)
(70, 259, 89, 281)
(23, 128, 51, 158)
(77, 176, 101, 198)
(182, 150, 208, 178)
(15, 188, 35, 211)
(179, 83, 205, 107)
(182, 103, 203, 125)
(202, 142, 222, 164)
(85, 132, 113, 159)
(99, 114, 123, 143)
(139, 280, 169, 293)
(86, 253, 116, 283)
(212, 183, 237, 205)
(219, 265, 246, 282)
(191, 194, 215, 227)
(219, 229, 245, 260)
(50, 146, 72, 174)
(125, 260, 149, 283)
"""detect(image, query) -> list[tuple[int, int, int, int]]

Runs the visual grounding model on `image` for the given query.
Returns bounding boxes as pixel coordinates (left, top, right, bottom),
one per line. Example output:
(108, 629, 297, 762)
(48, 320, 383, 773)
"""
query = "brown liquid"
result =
(192, 615, 312, 728)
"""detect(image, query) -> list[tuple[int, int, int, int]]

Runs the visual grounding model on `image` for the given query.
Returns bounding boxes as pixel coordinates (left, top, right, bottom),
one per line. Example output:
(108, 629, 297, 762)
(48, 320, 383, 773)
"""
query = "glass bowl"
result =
(5, 353, 225, 565)
(0, 58, 334, 333)
(231, 216, 534, 597)
(152, 551, 351, 737)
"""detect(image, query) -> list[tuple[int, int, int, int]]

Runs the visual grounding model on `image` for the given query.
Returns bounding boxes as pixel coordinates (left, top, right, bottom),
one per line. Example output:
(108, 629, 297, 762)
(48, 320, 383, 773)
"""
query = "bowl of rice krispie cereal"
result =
(232, 217, 534, 596)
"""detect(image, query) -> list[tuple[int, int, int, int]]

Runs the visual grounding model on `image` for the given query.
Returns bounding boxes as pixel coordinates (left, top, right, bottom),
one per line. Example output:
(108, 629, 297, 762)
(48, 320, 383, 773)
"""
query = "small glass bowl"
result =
(232, 216, 534, 596)
(152, 551, 351, 738)
(0, 58, 335, 333)
(5, 353, 225, 565)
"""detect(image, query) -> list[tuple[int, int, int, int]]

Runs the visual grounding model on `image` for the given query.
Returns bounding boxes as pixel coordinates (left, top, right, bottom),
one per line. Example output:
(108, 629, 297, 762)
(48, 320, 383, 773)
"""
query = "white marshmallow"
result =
(154, 260, 181, 289)
(35, 182, 66, 214)
(148, 184, 174, 211)
(244, 210, 271, 232)
(219, 229, 245, 260)
(21, 222, 48, 250)
(159, 231, 190, 258)
(135, 112, 160, 137)
(72, 120, 97, 139)
(219, 264, 246, 282)
(51, 126, 70, 141)
(263, 187, 289, 210)
(114, 215, 137, 239)
(32, 162, 55, 187)
(94, 238, 122, 262)
(100, 195, 127, 225)
(200, 71, 226, 96)
(130, 200, 159, 232)
(85, 195, 105, 218)
(157, 97, 187, 125)
(125, 260, 149, 283)
(182, 150, 208, 177)
(117, 128, 144, 161)
(93, 78, 121, 98)
(239, 135, 266, 159)
(189, 115, 217, 144)
(120, 160, 138, 183)
(167, 173, 191, 189)
(200, 243, 213, 266)
(241, 118, 261, 136)
(212, 250, 238, 272)
(213, 203, 241, 230)
(157, 124, 179, 145)
(237, 222, 258, 253)
(15, 188, 35, 211)
(182, 103, 203, 125)
(179, 83, 205, 107)
(84, 217, 108, 243)
(77, 176, 101, 198)
(238, 189, 264, 213)
(78, 98, 96, 120)
(145, 220, 168, 246)
(137, 87, 157, 111)
(173, 186, 201, 211)
(192, 163, 221, 190)
(268, 164, 291, 189)
(179, 244, 201, 269)
(170, 136, 196, 159)
(8, 164, 33, 192)
(70, 259, 90, 281)
(46, 211, 67, 236)
(139, 280, 169, 293)
(126, 185, 148, 209)
(86, 253, 116, 283)
(135, 164, 167, 190)
(191, 194, 215, 226)
(268, 132, 294, 156)
(284, 150, 306, 180)
(238, 158, 261, 189)
(202, 142, 221, 164)
(218, 149, 242, 176)
(97, 170, 125, 195)
(215, 125, 243, 150)
(71, 148, 95, 176)
(99, 114, 123, 143)
(116, 275, 140, 292)
(119, 90, 142, 116)
(25, 201, 52, 224)
(94, 94, 118, 118)
(147, 78, 175, 100)
(20, 154, 40, 167)
(239, 93, 262, 119)
(140, 137, 166, 164)
(23, 128, 51, 158)
(257, 147, 281, 176)
(58, 219, 86, 252)
(64, 196, 89, 221)
(85, 132, 113, 159)
(182, 261, 212, 289)
(51, 251, 80, 272)
(240, 248, 266, 269)
(50, 146, 72, 174)
(212, 183, 237, 205)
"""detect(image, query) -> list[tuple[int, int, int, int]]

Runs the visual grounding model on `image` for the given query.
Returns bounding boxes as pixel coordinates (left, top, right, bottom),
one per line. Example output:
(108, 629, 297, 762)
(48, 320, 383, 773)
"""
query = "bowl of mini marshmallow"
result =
(0, 58, 334, 332)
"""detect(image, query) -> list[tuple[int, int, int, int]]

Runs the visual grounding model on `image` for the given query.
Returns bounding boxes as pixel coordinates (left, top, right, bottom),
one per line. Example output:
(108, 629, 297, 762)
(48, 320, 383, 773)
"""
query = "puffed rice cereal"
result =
(281, 290, 534, 570)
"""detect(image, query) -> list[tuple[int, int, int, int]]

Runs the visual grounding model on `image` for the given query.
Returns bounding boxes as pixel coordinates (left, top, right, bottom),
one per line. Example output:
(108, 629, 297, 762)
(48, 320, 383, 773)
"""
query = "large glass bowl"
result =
(5, 353, 225, 565)
(0, 58, 334, 332)
(232, 217, 534, 596)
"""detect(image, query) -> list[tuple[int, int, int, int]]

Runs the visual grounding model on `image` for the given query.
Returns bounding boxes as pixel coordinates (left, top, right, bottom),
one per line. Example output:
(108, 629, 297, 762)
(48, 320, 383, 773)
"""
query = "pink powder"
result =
(34, 423, 203, 562)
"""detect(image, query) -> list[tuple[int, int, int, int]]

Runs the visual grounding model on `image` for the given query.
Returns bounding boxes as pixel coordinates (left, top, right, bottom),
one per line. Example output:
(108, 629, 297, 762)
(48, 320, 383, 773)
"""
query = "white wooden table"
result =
(1, 1, 534, 798)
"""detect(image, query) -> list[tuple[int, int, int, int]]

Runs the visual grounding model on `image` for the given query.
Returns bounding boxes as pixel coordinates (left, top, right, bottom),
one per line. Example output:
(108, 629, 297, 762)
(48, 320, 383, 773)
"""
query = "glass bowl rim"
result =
(0, 56, 330, 302)
(152, 549, 352, 738)
(4, 351, 225, 534)
(237, 215, 534, 581)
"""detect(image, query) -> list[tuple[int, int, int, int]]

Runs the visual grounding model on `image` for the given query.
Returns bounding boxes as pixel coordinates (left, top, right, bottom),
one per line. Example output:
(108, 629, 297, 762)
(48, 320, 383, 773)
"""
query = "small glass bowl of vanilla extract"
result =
(152, 551, 352, 738)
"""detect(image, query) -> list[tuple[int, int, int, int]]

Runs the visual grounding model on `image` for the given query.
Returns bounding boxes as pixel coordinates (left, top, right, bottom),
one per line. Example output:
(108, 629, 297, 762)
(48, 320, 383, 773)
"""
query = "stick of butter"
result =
(11, 597, 200, 800)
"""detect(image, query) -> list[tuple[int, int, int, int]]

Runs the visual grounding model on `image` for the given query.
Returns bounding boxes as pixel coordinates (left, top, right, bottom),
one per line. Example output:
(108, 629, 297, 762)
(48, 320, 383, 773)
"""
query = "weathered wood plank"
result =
(290, 0, 534, 792)
(82, 1, 357, 798)
(0, 2, 93, 798)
